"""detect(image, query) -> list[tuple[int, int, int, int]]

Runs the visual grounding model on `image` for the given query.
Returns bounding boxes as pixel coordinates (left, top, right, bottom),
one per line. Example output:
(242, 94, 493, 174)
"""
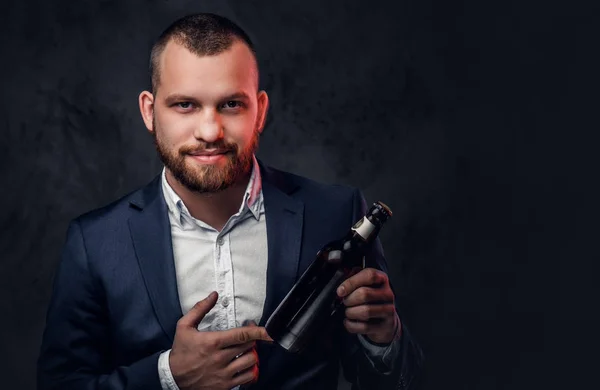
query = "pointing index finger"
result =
(218, 326, 274, 348)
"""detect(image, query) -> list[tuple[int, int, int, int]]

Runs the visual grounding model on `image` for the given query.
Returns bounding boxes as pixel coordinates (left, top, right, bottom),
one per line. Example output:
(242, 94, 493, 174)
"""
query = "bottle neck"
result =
(350, 215, 381, 244)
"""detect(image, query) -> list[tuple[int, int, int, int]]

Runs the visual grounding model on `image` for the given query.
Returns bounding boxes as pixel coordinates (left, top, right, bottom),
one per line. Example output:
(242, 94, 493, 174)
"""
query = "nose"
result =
(193, 108, 224, 143)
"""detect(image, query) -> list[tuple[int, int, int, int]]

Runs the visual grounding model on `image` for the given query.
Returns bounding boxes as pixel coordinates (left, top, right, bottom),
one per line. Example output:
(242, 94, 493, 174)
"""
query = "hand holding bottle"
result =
(265, 201, 394, 353)
(336, 268, 401, 344)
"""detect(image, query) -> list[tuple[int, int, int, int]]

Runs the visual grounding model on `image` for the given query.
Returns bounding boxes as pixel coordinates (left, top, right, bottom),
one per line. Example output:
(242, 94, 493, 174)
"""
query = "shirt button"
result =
(222, 296, 230, 307)
(217, 237, 224, 246)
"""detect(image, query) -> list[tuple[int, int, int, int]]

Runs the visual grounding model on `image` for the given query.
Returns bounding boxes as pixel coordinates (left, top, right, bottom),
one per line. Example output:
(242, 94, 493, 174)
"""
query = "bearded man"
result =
(37, 13, 422, 390)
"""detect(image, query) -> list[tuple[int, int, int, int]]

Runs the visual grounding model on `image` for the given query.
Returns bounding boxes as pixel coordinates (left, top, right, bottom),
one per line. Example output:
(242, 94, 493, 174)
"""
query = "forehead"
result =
(157, 39, 258, 97)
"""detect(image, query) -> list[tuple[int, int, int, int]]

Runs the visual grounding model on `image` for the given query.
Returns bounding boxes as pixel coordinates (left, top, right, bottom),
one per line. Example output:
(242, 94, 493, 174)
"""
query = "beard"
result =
(152, 116, 259, 193)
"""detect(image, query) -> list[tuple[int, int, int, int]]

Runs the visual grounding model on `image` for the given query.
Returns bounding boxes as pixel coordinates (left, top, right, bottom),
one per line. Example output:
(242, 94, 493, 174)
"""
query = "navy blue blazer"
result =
(38, 161, 422, 389)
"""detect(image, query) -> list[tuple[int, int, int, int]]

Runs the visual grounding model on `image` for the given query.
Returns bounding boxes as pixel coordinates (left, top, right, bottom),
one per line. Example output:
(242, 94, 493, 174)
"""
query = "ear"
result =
(138, 90, 155, 133)
(256, 90, 270, 134)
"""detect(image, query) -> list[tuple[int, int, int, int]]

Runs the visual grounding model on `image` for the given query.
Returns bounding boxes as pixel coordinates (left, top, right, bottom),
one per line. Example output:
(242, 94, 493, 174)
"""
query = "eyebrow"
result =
(222, 92, 251, 101)
(163, 92, 251, 105)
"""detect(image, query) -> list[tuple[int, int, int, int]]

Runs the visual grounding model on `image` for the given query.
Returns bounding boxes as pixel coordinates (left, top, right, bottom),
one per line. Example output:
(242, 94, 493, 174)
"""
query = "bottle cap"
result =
(376, 201, 393, 217)
(367, 201, 392, 224)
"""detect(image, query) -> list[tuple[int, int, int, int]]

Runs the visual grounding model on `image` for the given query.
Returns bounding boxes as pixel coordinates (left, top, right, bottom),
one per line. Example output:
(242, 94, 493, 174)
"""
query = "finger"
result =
(226, 347, 259, 377)
(218, 326, 273, 348)
(242, 320, 274, 344)
(219, 341, 256, 362)
(177, 291, 218, 329)
(342, 286, 394, 307)
(337, 268, 389, 298)
(231, 363, 259, 387)
(345, 303, 396, 322)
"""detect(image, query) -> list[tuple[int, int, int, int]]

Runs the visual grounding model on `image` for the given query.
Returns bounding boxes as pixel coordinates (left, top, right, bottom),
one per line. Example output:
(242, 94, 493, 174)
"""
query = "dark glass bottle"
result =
(265, 201, 392, 353)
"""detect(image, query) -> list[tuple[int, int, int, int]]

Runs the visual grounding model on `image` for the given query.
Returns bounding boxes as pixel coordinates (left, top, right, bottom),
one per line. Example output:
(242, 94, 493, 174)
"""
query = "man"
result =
(37, 13, 423, 390)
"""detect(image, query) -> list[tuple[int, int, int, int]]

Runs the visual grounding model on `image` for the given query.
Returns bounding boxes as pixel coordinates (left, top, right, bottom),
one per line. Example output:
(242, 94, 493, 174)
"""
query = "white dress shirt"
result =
(157, 155, 401, 390)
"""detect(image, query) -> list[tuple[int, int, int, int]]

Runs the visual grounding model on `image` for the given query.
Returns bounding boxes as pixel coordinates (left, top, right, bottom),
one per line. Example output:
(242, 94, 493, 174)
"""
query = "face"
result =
(139, 39, 269, 193)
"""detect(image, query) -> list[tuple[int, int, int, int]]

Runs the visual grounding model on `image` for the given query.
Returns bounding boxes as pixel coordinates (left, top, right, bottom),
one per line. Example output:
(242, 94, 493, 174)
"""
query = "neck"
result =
(165, 169, 251, 232)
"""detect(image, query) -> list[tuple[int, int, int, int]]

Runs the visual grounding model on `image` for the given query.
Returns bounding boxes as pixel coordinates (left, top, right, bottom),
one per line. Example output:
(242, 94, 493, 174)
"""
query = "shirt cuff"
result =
(158, 349, 180, 390)
(356, 314, 403, 374)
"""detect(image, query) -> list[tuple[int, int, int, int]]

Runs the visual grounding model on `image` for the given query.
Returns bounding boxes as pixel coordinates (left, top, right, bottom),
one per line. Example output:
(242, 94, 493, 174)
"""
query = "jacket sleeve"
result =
(37, 219, 163, 390)
(338, 189, 424, 390)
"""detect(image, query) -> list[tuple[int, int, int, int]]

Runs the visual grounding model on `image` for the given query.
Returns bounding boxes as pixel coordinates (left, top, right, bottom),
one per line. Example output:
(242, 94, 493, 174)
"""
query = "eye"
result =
(222, 100, 243, 109)
(176, 102, 193, 109)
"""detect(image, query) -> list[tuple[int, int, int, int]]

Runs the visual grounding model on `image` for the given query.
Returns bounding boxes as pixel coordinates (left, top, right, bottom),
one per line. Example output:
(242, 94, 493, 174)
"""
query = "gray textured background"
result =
(1, 0, 599, 389)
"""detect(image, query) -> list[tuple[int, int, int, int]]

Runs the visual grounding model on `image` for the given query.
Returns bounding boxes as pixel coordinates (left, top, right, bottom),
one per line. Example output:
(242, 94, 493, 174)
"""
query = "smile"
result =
(188, 153, 228, 163)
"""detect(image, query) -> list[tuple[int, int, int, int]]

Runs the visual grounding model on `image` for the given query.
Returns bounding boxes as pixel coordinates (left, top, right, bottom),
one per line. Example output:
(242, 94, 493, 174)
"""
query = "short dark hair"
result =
(149, 13, 257, 94)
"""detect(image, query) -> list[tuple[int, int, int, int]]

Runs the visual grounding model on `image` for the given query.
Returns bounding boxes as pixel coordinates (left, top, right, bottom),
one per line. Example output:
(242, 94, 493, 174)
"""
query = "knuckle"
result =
(206, 335, 220, 349)
(358, 288, 370, 302)
(218, 353, 232, 368)
(191, 301, 203, 312)
(236, 331, 248, 344)
(381, 272, 389, 284)
(368, 268, 378, 281)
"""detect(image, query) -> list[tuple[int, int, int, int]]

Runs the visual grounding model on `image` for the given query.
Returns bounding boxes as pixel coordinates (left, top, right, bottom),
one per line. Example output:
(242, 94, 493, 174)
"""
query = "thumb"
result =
(178, 291, 218, 329)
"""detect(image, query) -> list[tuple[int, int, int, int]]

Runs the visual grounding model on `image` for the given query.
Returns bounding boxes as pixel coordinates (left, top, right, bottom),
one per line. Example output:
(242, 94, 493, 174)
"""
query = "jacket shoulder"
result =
(265, 164, 360, 200)
(72, 174, 161, 229)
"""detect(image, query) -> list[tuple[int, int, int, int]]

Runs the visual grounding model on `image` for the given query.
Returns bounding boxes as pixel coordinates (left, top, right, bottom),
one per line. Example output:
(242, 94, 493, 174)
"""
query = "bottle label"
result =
(351, 216, 376, 240)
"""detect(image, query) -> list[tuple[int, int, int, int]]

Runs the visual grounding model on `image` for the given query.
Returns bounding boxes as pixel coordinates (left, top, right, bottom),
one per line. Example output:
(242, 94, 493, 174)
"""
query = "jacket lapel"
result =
(254, 162, 305, 384)
(258, 162, 305, 327)
(128, 175, 182, 343)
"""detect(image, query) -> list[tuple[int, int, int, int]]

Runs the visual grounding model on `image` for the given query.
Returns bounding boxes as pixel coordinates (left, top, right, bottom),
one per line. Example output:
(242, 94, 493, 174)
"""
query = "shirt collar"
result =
(244, 155, 263, 219)
(161, 154, 263, 228)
